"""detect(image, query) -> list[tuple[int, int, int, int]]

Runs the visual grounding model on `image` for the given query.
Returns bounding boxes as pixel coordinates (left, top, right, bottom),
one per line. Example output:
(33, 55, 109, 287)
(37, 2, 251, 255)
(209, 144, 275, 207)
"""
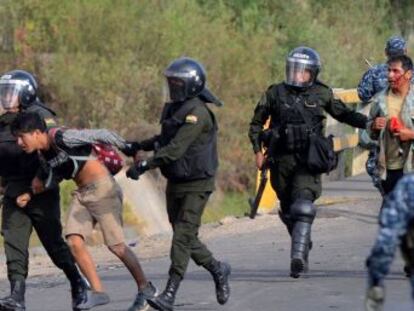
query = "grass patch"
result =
(202, 191, 251, 224)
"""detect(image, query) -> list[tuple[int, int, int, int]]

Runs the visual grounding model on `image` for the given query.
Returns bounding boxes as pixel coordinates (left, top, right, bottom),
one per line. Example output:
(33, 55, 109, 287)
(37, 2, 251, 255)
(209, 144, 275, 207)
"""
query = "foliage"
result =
(202, 191, 251, 224)
(0, 0, 411, 191)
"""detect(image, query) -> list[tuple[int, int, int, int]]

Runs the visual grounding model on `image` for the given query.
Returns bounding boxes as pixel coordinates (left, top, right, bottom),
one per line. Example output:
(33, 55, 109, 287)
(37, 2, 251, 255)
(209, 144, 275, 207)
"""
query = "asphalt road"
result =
(1, 175, 413, 311)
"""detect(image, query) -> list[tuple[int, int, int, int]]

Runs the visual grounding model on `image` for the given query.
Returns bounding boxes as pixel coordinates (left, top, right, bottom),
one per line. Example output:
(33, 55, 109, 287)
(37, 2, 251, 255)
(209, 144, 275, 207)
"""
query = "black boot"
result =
(205, 260, 231, 305)
(290, 221, 311, 278)
(0, 280, 26, 311)
(147, 275, 181, 311)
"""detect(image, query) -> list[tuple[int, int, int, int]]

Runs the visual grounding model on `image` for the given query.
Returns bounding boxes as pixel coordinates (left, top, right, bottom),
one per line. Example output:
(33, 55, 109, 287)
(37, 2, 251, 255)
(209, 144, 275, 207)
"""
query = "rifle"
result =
(248, 157, 269, 219)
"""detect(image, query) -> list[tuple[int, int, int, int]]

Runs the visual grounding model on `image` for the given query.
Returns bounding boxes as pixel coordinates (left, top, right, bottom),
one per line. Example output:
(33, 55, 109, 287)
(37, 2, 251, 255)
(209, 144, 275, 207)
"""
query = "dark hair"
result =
(11, 112, 47, 136)
(387, 54, 413, 72)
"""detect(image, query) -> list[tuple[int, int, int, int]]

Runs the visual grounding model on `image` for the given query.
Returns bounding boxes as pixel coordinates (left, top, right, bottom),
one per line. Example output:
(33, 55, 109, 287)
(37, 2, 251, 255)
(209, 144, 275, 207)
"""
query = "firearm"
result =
(248, 156, 269, 219)
(248, 127, 280, 219)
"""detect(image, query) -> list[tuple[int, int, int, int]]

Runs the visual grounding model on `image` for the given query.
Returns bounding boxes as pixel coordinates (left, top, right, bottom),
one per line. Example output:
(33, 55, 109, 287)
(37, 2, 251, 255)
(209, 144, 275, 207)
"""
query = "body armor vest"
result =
(157, 97, 218, 182)
(0, 113, 39, 196)
(269, 83, 326, 153)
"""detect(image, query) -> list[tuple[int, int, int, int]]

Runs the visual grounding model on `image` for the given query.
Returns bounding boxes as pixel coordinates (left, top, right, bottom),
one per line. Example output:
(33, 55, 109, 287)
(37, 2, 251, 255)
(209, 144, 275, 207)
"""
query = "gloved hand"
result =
(365, 286, 385, 311)
(121, 142, 142, 157)
(126, 160, 149, 180)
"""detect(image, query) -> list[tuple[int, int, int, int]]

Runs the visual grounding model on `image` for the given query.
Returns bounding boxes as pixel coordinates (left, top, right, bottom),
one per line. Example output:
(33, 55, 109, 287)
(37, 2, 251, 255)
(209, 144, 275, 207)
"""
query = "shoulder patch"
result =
(44, 118, 57, 127)
(185, 114, 198, 124)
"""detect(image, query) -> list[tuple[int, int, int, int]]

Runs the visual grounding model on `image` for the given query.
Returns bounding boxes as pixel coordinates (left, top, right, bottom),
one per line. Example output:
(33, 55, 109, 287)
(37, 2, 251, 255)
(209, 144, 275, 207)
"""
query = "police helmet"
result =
(164, 57, 207, 102)
(0, 70, 38, 111)
(285, 47, 321, 88)
(385, 36, 407, 57)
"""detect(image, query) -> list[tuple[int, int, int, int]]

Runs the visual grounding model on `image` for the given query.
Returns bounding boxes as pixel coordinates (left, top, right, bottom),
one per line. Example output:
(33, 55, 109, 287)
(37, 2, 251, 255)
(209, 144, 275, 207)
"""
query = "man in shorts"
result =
(11, 112, 157, 311)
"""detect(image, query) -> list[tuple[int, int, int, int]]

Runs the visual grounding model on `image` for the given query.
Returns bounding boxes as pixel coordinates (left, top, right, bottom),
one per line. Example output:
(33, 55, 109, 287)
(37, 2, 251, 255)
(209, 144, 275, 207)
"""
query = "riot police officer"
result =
(248, 47, 368, 278)
(0, 70, 86, 311)
(125, 57, 231, 311)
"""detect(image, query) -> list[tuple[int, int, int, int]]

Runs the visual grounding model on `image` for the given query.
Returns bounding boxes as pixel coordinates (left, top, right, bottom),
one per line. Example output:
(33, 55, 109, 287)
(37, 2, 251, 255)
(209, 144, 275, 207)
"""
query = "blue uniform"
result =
(366, 173, 414, 298)
(358, 35, 409, 102)
(357, 64, 389, 103)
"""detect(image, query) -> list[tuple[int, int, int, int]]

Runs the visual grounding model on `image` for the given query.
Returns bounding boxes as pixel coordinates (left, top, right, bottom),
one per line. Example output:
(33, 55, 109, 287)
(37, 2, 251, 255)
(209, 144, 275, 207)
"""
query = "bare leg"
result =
(66, 234, 104, 292)
(108, 243, 148, 290)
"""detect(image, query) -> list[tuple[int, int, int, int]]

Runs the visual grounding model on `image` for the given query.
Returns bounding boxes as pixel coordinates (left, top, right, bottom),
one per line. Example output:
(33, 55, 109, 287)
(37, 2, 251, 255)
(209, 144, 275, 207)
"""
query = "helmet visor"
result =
(0, 81, 23, 110)
(166, 77, 187, 102)
(285, 61, 318, 88)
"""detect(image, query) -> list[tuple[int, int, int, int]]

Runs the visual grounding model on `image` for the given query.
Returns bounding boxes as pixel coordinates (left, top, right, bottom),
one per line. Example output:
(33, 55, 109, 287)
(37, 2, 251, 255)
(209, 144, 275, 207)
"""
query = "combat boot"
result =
(0, 280, 26, 311)
(290, 221, 311, 278)
(147, 276, 181, 311)
(205, 260, 231, 305)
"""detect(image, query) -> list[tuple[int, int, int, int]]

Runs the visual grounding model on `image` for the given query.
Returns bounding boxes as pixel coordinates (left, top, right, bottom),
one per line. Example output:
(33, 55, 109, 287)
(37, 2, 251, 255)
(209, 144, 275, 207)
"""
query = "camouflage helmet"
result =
(385, 36, 407, 57)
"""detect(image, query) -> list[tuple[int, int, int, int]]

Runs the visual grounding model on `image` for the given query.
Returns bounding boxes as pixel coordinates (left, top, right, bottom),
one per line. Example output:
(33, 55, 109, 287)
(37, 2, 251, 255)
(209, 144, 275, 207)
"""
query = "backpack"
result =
(47, 127, 124, 176)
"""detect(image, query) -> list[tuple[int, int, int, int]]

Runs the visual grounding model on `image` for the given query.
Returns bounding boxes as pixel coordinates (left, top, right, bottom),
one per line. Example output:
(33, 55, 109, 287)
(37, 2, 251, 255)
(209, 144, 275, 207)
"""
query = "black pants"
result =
(381, 169, 404, 195)
(1, 189, 77, 282)
(269, 154, 320, 216)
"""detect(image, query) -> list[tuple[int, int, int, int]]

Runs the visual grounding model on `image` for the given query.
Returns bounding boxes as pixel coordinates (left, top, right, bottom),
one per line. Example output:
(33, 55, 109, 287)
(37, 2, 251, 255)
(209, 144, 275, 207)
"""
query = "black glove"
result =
(126, 160, 149, 180)
(121, 142, 142, 157)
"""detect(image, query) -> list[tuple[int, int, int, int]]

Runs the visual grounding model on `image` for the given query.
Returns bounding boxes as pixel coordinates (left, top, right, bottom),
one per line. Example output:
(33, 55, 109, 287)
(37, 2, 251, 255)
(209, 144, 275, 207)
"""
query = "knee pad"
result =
(290, 199, 316, 224)
(296, 189, 315, 201)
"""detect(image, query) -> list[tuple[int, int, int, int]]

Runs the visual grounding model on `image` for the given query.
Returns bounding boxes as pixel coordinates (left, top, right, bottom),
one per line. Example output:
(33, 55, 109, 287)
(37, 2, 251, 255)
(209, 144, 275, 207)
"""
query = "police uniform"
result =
(0, 70, 87, 311)
(0, 104, 84, 309)
(142, 97, 217, 277)
(357, 64, 389, 103)
(249, 80, 367, 277)
(365, 174, 414, 310)
(134, 57, 230, 311)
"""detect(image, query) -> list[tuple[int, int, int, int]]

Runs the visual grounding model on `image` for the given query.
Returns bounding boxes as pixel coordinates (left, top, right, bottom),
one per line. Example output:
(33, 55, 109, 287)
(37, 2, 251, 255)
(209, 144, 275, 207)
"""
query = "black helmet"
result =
(0, 70, 38, 110)
(164, 57, 206, 102)
(285, 47, 321, 88)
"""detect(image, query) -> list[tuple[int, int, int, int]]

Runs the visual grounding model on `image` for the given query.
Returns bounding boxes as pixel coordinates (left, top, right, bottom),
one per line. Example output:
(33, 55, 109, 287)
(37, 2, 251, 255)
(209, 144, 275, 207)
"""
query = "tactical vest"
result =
(269, 83, 326, 153)
(0, 113, 39, 195)
(157, 97, 218, 182)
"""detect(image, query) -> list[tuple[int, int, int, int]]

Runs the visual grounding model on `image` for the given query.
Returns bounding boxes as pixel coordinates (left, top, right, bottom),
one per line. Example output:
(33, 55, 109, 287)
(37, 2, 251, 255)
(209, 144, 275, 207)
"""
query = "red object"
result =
(48, 127, 124, 175)
(389, 116, 404, 133)
(92, 144, 124, 175)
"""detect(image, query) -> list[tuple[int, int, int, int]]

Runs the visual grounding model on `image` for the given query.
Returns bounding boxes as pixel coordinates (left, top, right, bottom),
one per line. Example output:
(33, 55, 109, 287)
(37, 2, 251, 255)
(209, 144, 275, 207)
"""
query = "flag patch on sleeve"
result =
(185, 115, 198, 124)
(44, 118, 57, 127)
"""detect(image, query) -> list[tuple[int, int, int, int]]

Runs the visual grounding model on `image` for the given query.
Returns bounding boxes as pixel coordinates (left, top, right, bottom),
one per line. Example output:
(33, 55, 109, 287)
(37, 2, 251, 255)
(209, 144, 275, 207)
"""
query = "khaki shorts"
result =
(65, 176, 125, 246)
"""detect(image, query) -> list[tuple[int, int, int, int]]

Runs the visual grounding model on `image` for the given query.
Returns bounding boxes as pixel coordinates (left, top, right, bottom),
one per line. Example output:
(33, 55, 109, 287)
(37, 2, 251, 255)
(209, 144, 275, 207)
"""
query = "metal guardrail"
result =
(331, 88, 360, 152)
